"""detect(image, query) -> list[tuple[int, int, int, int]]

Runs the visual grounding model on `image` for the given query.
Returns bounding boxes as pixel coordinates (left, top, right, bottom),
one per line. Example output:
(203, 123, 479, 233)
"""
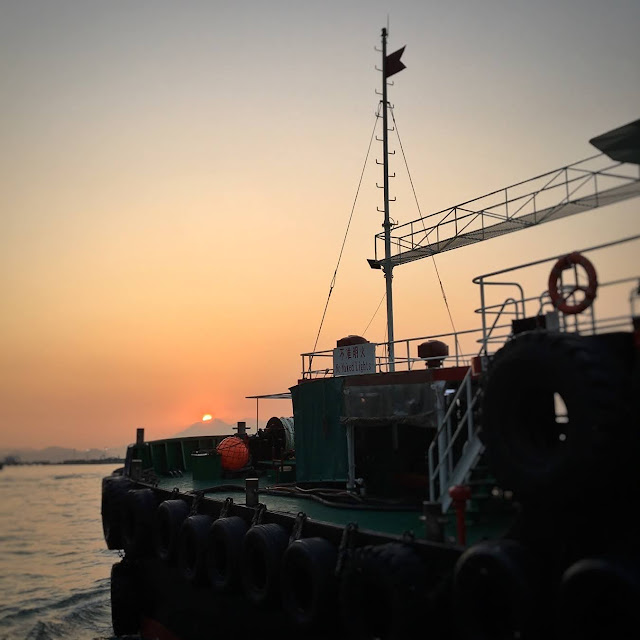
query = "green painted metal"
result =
(191, 451, 222, 481)
(290, 377, 348, 483)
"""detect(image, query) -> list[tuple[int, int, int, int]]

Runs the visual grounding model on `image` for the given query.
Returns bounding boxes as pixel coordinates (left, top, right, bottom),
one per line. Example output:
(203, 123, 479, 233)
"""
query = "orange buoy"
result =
(216, 436, 249, 471)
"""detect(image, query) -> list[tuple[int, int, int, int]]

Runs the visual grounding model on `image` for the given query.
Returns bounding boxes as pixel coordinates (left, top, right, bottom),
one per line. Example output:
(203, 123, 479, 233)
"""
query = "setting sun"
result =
(202, 414, 212, 422)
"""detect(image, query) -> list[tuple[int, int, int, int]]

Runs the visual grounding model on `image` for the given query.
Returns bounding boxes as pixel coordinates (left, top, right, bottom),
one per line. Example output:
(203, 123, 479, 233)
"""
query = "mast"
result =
(381, 27, 395, 371)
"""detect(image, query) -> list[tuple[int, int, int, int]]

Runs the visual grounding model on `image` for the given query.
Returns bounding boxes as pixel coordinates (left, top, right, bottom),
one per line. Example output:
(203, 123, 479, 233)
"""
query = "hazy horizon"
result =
(0, 415, 274, 456)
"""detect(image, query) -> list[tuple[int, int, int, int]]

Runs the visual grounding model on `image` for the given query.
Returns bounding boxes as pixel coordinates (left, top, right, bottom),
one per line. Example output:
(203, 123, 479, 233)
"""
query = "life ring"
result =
(281, 537, 338, 629)
(101, 475, 133, 550)
(548, 251, 598, 314)
(122, 488, 157, 557)
(241, 523, 289, 606)
(177, 514, 214, 586)
(206, 515, 248, 592)
(453, 539, 538, 640)
(110, 560, 141, 636)
(481, 331, 623, 503)
(557, 555, 640, 639)
(153, 499, 190, 563)
(339, 542, 426, 640)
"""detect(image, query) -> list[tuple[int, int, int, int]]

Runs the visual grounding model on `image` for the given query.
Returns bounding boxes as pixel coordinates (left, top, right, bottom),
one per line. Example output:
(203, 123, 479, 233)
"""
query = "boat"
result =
(101, 29, 640, 640)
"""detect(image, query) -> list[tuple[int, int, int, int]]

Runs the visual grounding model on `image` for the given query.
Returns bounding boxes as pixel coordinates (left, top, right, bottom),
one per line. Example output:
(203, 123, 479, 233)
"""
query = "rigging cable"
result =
(361, 292, 386, 336)
(389, 105, 462, 355)
(310, 106, 382, 362)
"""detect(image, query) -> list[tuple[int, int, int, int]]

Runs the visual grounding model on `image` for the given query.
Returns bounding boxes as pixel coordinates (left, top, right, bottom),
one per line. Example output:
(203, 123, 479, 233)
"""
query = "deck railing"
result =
(300, 325, 509, 379)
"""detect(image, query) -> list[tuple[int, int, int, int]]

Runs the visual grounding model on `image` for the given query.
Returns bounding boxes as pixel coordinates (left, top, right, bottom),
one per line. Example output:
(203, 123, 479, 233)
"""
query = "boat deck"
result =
(150, 470, 513, 545)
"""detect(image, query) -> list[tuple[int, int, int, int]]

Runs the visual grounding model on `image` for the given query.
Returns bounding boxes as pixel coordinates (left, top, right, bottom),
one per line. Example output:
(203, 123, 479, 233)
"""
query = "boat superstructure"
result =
(101, 29, 640, 640)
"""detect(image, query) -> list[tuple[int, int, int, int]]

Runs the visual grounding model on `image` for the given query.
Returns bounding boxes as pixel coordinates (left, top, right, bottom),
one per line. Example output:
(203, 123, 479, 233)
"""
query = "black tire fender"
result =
(281, 537, 338, 629)
(481, 331, 624, 502)
(101, 475, 133, 550)
(154, 499, 190, 563)
(206, 515, 248, 593)
(122, 488, 157, 557)
(339, 542, 426, 640)
(557, 555, 640, 640)
(241, 523, 289, 606)
(453, 539, 539, 640)
(110, 560, 141, 637)
(177, 514, 214, 586)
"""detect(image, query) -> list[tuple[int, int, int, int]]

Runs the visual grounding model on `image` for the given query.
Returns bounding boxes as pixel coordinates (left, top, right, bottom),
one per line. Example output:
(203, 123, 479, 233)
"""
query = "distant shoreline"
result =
(2, 458, 125, 467)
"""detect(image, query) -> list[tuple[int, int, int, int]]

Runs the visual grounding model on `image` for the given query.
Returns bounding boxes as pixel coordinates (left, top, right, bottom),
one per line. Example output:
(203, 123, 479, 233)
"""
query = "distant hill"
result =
(0, 418, 265, 464)
(0, 445, 126, 464)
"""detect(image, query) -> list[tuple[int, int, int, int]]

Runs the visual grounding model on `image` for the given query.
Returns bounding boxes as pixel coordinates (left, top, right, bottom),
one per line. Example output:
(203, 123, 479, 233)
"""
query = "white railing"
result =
(300, 325, 508, 379)
(427, 368, 484, 512)
(474, 236, 640, 349)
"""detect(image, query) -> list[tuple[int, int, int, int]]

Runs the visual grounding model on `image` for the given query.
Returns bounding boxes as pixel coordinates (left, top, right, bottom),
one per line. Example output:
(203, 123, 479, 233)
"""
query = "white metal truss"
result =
(369, 154, 640, 269)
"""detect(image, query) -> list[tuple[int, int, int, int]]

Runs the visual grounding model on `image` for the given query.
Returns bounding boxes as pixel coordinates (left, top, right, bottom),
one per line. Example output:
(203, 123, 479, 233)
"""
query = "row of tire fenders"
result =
(102, 475, 432, 637)
(103, 474, 639, 639)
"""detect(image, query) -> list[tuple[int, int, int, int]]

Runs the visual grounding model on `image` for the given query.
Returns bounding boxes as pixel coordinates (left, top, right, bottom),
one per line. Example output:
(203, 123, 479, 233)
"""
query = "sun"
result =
(202, 414, 212, 422)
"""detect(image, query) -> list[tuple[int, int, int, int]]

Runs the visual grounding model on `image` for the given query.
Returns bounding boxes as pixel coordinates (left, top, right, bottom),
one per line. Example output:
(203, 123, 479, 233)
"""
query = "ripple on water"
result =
(0, 464, 124, 639)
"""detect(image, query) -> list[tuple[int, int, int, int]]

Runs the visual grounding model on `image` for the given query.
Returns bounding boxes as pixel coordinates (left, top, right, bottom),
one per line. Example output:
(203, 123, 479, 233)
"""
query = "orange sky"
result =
(1, 1, 639, 449)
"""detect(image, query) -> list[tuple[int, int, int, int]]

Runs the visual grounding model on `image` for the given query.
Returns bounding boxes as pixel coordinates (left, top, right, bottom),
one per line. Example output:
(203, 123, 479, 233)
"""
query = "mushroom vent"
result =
(336, 335, 369, 347)
(417, 340, 449, 368)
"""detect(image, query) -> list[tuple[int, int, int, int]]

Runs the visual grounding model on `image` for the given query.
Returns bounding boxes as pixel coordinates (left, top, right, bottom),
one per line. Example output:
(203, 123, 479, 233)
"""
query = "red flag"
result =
(385, 46, 406, 78)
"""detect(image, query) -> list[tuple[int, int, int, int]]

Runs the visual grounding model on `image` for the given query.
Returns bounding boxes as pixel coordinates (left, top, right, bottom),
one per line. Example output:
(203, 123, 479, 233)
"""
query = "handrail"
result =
(427, 285, 527, 507)
(427, 367, 483, 507)
(300, 324, 512, 378)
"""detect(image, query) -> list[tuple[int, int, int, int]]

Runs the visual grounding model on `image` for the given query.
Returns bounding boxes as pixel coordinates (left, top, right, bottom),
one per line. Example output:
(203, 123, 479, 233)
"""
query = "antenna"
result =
(386, 14, 390, 36)
(380, 27, 395, 372)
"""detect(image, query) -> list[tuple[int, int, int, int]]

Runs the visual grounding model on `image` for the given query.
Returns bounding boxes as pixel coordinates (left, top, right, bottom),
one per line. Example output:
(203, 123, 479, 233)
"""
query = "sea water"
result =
(0, 463, 128, 639)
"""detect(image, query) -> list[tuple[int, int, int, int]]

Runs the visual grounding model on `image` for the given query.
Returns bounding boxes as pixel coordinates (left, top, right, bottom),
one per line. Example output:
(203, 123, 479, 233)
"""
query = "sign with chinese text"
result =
(332, 342, 376, 377)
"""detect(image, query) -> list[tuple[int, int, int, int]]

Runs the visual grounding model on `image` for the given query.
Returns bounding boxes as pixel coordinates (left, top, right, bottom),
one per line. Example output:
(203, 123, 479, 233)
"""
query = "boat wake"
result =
(0, 579, 129, 640)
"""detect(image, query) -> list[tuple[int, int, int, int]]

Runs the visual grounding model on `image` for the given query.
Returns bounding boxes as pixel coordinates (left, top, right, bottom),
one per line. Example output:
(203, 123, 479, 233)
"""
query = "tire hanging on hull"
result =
(122, 488, 157, 557)
(339, 542, 426, 640)
(481, 331, 625, 504)
(101, 475, 133, 550)
(557, 555, 640, 640)
(281, 537, 338, 630)
(206, 515, 248, 593)
(241, 523, 289, 607)
(154, 499, 190, 563)
(177, 514, 214, 586)
(452, 539, 540, 640)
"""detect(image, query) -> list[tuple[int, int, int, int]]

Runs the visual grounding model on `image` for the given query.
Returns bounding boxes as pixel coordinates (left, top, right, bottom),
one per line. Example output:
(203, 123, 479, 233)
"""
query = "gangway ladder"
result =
(428, 367, 484, 513)
(428, 283, 530, 512)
